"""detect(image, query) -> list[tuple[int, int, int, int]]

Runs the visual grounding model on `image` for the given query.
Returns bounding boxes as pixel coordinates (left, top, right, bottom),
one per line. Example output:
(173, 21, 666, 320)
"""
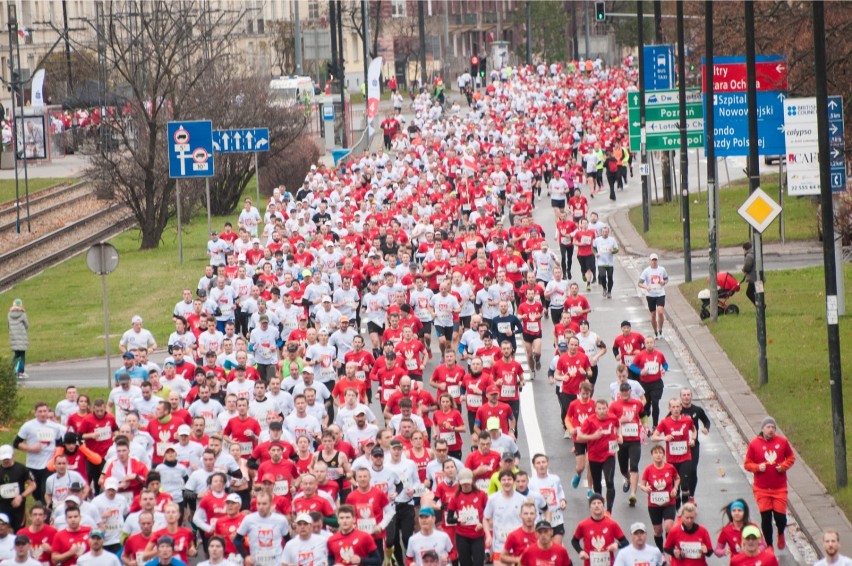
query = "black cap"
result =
(619, 382, 632, 391)
(69, 481, 85, 492)
(371, 446, 384, 457)
(502, 451, 515, 461)
(64, 432, 78, 444)
(268, 421, 283, 431)
(13, 535, 29, 545)
(535, 520, 553, 531)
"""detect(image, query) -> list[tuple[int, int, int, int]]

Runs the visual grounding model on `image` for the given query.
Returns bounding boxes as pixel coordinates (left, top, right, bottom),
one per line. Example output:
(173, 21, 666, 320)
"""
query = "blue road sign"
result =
(322, 104, 335, 121)
(828, 96, 846, 192)
(168, 121, 214, 178)
(644, 45, 674, 91)
(705, 91, 787, 156)
(212, 128, 270, 153)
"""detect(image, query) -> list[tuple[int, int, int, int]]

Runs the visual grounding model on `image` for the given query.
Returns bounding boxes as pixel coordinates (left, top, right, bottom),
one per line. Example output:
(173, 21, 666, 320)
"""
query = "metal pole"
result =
(526, 1, 532, 66)
(695, 149, 701, 195)
(779, 160, 785, 244)
(835, 218, 845, 316)
(638, 1, 650, 232)
(571, 1, 579, 63)
(254, 153, 261, 204)
(294, 0, 303, 75)
(100, 267, 112, 389)
(418, 0, 427, 87)
(62, 0, 73, 96)
(745, 0, 769, 387)
(15, 19, 30, 233)
(584, 1, 590, 60)
(677, 1, 691, 282)
(654, 0, 663, 42)
(7, 4, 20, 234)
(337, 0, 346, 147)
(362, 0, 369, 94)
(705, 0, 719, 322)
(205, 177, 212, 234)
(813, 0, 847, 488)
(176, 180, 183, 264)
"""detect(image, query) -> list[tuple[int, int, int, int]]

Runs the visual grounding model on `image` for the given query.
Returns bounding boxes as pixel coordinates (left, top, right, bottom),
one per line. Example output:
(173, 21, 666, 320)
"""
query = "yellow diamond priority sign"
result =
(737, 188, 782, 234)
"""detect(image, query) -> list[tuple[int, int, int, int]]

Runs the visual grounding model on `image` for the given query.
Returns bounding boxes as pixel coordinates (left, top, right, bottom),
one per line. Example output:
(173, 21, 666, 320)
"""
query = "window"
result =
(308, 0, 320, 20)
(392, 0, 406, 18)
(257, 18, 264, 34)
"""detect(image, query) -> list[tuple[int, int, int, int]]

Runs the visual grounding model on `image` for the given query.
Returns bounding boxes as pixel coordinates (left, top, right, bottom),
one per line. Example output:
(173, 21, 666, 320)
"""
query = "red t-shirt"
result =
(213, 514, 245, 554)
(395, 339, 428, 376)
(517, 301, 544, 336)
(612, 332, 646, 367)
(491, 359, 524, 402)
(17, 524, 57, 564)
(432, 409, 464, 451)
(464, 450, 502, 484)
(572, 229, 596, 256)
(431, 364, 467, 404)
(78, 413, 118, 457)
(256, 459, 299, 496)
(462, 373, 493, 414)
(556, 352, 591, 395)
(631, 349, 667, 383)
(123, 531, 154, 565)
(608, 398, 645, 442)
(519, 543, 572, 566)
(664, 523, 714, 566)
(503, 527, 537, 560)
(655, 416, 696, 464)
(51, 527, 92, 566)
(332, 378, 368, 405)
(641, 463, 679, 508)
(151, 527, 194, 563)
(730, 549, 780, 566)
(567, 398, 595, 438)
(291, 493, 336, 517)
(579, 414, 619, 463)
(474, 402, 513, 434)
(251, 439, 296, 465)
(327, 528, 378, 565)
(223, 416, 261, 455)
(345, 487, 391, 541)
(446, 490, 487, 539)
(744, 434, 795, 491)
(147, 417, 183, 465)
(716, 522, 762, 558)
(572, 516, 625, 566)
(563, 295, 591, 326)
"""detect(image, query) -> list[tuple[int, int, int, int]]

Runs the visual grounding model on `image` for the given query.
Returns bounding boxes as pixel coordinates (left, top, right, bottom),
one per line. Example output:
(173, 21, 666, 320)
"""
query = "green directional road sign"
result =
(627, 89, 705, 151)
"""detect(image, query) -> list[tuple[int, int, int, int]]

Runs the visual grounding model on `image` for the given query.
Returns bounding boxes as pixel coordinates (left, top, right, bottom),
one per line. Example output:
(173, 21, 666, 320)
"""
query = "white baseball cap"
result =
(104, 477, 120, 491)
(0, 445, 13, 461)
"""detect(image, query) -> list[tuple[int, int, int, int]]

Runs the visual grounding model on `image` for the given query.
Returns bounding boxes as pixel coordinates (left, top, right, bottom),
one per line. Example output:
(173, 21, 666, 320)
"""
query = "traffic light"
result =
(470, 56, 479, 76)
(595, 1, 606, 21)
(479, 57, 487, 78)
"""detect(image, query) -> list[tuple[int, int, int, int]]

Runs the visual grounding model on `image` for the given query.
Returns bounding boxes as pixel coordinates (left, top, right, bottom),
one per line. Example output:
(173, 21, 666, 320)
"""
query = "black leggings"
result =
(598, 266, 614, 293)
(559, 244, 574, 277)
(672, 460, 693, 506)
(12, 351, 25, 374)
(643, 380, 664, 428)
(760, 510, 787, 546)
(456, 534, 485, 566)
(689, 444, 701, 495)
(589, 457, 616, 512)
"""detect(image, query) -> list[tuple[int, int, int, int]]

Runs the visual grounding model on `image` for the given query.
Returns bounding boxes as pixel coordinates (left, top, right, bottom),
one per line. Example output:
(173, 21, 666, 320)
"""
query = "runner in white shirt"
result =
(529, 454, 568, 545)
(281, 513, 330, 566)
(483, 470, 527, 558)
(406, 508, 453, 566)
(613, 522, 664, 566)
(238, 198, 262, 236)
(234, 492, 290, 566)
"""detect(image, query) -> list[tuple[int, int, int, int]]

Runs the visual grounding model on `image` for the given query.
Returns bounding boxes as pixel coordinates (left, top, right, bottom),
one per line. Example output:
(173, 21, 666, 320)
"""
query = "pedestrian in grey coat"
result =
(741, 242, 756, 306)
(7, 298, 28, 379)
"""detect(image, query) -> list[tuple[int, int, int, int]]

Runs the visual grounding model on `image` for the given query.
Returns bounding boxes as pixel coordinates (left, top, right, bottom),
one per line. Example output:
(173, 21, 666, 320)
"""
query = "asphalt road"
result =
(17, 147, 815, 563)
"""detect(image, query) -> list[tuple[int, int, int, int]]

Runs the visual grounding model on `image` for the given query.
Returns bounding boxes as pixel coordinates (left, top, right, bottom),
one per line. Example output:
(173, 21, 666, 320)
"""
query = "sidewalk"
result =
(610, 204, 852, 554)
(0, 154, 88, 179)
(609, 207, 823, 259)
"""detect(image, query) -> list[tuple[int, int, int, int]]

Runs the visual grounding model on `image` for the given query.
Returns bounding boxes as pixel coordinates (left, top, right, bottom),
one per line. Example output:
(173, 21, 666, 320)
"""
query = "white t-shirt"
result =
(236, 511, 290, 566)
(613, 544, 665, 566)
(483, 491, 526, 553)
(119, 328, 156, 351)
(281, 533, 330, 566)
(639, 266, 669, 297)
(406, 530, 454, 566)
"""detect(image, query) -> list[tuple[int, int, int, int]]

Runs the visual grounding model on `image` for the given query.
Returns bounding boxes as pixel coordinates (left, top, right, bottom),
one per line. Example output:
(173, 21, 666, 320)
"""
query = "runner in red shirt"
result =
(446, 469, 487, 566)
(609, 382, 646, 507)
(429, 351, 466, 408)
(555, 210, 578, 279)
(611, 320, 645, 380)
(17, 505, 57, 565)
(212, 495, 246, 556)
(562, 282, 591, 328)
(490, 342, 525, 432)
(516, 288, 544, 379)
(519, 521, 573, 566)
(629, 336, 668, 428)
(344, 468, 392, 547)
(571, 494, 628, 566)
(652, 398, 696, 507)
(502, 502, 539, 563)
(663, 502, 713, 565)
(473, 386, 514, 436)
(147, 502, 195, 563)
(464, 433, 502, 492)
(222, 399, 261, 460)
(50, 507, 91, 566)
(431, 394, 465, 459)
(572, 217, 597, 291)
(640, 444, 681, 551)
(576, 399, 620, 513)
(395, 325, 428, 381)
(555, 336, 592, 424)
(327, 505, 381, 564)
(730, 525, 779, 566)
(462, 358, 493, 433)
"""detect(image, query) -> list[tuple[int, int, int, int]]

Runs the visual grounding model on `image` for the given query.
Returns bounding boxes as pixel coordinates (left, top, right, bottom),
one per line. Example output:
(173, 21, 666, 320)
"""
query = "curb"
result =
(608, 204, 852, 558)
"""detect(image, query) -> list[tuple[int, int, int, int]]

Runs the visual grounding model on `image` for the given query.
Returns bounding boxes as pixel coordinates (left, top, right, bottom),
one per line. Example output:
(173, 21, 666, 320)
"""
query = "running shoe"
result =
(535, 358, 542, 371)
(622, 480, 630, 493)
(571, 473, 581, 489)
(628, 495, 637, 507)
(777, 533, 786, 550)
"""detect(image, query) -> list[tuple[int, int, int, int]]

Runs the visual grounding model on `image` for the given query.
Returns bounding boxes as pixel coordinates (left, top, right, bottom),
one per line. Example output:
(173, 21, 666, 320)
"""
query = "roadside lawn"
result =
(0, 178, 70, 205)
(0, 182, 257, 364)
(629, 175, 818, 251)
(680, 263, 852, 516)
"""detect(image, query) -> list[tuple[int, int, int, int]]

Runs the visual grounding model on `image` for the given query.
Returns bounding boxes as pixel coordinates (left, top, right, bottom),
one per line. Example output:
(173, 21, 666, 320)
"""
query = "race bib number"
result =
(37, 429, 54, 444)
(466, 394, 482, 408)
(644, 362, 659, 375)
(669, 440, 688, 456)
(357, 516, 376, 534)
(650, 491, 670, 506)
(551, 509, 564, 526)
(475, 479, 490, 491)
(458, 507, 478, 526)
(501, 384, 516, 398)
(355, 371, 366, 381)
(608, 440, 618, 454)
(679, 542, 703, 559)
(623, 355, 634, 367)
(580, 236, 592, 246)
(527, 321, 540, 333)
(405, 358, 419, 371)
(497, 322, 511, 335)
(439, 432, 456, 444)
(589, 551, 610, 566)
(382, 389, 394, 402)
(156, 442, 172, 456)
(0, 483, 19, 499)
(239, 441, 253, 455)
(621, 423, 638, 437)
(273, 480, 290, 496)
(447, 385, 461, 398)
(560, 236, 570, 245)
(95, 426, 112, 442)
(320, 367, 337, 381)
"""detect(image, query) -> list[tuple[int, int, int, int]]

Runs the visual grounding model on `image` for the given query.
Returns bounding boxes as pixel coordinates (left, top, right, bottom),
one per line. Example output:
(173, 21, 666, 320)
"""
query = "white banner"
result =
(31, 69, 45, 108)
(783, 97, 820, 196)
(367, 57, 383, 124)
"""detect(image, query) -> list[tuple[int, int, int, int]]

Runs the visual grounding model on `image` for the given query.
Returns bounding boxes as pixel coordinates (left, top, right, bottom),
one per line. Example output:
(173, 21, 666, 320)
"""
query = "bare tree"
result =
(341, 0, 383, 60)
(83, 1, 246, 249)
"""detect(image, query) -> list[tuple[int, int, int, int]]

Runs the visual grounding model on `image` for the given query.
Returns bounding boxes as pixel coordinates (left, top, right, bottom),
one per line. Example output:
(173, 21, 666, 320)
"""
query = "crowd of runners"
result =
(0, 61, 846, 566)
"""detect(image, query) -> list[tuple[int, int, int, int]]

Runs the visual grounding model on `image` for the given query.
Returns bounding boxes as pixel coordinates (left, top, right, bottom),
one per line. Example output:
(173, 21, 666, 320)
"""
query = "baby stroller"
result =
(698, 271, 741, 319)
